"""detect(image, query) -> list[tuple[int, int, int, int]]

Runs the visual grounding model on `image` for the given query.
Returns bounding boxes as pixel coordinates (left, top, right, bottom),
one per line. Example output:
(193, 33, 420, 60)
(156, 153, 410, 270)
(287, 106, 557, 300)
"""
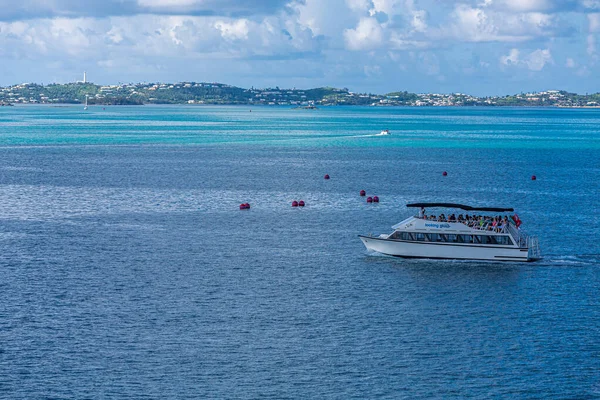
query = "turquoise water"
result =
(0, 105, 599, 398)
(2, 105, 600, 148)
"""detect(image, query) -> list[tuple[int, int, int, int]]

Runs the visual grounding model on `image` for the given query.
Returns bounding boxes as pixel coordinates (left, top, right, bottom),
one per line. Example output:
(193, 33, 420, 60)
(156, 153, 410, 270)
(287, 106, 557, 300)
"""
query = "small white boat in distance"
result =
(359, 202, 541, 262)
(379, 129, 390, 135)
(84, 95, 88, 111)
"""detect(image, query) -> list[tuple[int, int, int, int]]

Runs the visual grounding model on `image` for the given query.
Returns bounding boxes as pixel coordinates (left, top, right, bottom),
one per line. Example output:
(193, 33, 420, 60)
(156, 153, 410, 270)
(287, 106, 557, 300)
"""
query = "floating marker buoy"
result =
(244, 203, 250, 209)
(373, 196, 379, 203)
(360, 190, 366, 196)
(324, 174, 330, 180)
(240, 204, 247, 210)
(442, 171, 448, 176)
(299, 200, 305, 207)
(292, 200, 299, 207)
(367, 197, 373, 203)
(531, 175, 537, 181)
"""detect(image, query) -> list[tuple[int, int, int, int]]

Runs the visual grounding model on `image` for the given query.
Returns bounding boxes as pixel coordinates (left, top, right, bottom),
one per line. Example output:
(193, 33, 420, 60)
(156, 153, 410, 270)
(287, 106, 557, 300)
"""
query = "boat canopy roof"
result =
(406, 203, 514, 212)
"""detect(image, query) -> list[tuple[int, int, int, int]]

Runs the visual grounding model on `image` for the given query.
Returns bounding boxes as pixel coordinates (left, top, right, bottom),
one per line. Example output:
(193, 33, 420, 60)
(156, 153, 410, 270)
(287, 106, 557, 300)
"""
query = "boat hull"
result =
(359, 235, 533, 262)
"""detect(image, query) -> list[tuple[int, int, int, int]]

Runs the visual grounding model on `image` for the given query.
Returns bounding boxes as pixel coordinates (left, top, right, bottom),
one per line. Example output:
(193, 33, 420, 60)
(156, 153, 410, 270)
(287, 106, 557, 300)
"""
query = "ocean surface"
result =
(0, 105, 599, 399)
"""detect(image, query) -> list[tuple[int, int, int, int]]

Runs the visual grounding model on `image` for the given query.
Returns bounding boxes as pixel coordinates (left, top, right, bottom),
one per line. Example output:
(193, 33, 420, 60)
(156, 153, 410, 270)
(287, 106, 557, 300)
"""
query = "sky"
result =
(0, 0, 599, 95)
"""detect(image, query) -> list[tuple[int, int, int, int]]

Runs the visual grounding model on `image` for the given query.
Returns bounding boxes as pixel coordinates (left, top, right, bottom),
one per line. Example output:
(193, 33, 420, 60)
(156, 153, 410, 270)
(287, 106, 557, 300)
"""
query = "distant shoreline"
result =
(2, 82, 600, 107)
(6, 103, 600, 109)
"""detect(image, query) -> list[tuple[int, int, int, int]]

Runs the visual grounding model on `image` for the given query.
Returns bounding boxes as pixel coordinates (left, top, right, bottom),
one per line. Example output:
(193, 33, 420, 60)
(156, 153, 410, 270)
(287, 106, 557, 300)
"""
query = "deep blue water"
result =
(0, 105, 599, 398)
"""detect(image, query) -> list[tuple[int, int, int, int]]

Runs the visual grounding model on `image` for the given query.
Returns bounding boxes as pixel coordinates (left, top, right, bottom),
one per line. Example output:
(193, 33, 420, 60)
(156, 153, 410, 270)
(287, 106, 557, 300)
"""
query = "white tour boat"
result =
(359, 203, 541, 262)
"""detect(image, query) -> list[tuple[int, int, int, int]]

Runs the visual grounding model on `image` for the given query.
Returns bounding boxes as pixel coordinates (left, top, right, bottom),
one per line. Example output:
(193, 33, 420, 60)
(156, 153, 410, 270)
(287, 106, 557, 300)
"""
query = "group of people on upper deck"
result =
(418, 207, 511, 233)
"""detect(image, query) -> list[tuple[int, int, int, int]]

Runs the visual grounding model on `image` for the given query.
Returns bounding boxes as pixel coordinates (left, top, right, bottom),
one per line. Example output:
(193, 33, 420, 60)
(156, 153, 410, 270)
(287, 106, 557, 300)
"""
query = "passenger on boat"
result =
(419, 207, 425, 218)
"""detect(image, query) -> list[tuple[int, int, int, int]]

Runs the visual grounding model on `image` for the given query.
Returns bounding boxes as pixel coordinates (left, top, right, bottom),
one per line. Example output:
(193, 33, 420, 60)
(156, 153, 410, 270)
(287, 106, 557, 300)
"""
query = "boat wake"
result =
(541, 254, 600, 267)
(348, 132, 392, 138)
(365, 252, 600, 266)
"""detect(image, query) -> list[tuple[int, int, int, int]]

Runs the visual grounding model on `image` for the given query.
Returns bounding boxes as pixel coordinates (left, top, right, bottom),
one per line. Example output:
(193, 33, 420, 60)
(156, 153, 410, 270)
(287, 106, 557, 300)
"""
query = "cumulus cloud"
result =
(344, 17, 384, 50)
(0, 12, 321, 62)
(493, 0, 565, 12)
(589, 13, 600, 31)
(485, 0, 600, 13)
(500, 48, 521, 65)
(587, 33, 597, 55)
(0, 0, 291, 21)
(500, 47, 553, 70)
(441, 4, 567, 42)
(526, 48, 553, 69)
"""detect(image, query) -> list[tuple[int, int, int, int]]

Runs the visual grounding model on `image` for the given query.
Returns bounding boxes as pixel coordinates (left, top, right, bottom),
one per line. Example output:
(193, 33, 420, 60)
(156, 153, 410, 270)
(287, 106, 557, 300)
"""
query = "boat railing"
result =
(527, 236, 541, 259)
(417, 215, 511, 233)
(507, 223, 535, 249)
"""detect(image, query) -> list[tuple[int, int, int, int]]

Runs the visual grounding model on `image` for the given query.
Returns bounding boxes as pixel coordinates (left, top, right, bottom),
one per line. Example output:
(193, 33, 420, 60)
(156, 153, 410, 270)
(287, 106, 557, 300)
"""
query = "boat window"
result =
(400, 232, 412, 241)
(415, 233, 426, 241)
(429, 233, 439, 242)
(459, 235, 473, 243)
(389, 231, 401, 239)
(448, 234, 457, 242)
(439, 234, 448, 242)
(474, 235, 483, 244)
(495, 236, 514, 245)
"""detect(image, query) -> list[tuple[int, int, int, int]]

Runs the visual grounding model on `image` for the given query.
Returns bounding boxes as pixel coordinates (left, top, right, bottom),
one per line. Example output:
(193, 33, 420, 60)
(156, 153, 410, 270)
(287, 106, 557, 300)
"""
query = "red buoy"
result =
(360, 190, 366, 196)
(298, 200, 305, 207)
(373, 196, 379, 203)
(240, 204, 247, 210)
(292, 200, 299, 207)
(324, 174, 330, 180)
(531, 175, 537, 181)
(367, 197, 373, 203)
(442, 171, 448, 176)
(244, 203, 250, 209)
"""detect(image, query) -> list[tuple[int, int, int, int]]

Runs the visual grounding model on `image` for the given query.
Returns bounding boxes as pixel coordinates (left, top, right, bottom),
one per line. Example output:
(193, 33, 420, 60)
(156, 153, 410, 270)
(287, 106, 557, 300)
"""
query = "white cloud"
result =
(137, 0, 197, 7)
(587, 33, 597, 55)
(526, 48, 552, 70)
(497, 0, 556, 12)
(292, 0, 355, 40)
(214, 19, 249, 41)
(582, 0, 600, 9)
(0, 0, 292, 21)
(0, 13, 322, 62)
(371, 0, 398, 15)
(410, 9, 428, 32)
(344, 17, 384, 50)
(442, 4, 562, 42)
(501, 48, 521, 65)
(589, 13, 600, 32)
(345, 0, 371, 13)
(566, 57, 576, 67)
(500, 48, 552, 70)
